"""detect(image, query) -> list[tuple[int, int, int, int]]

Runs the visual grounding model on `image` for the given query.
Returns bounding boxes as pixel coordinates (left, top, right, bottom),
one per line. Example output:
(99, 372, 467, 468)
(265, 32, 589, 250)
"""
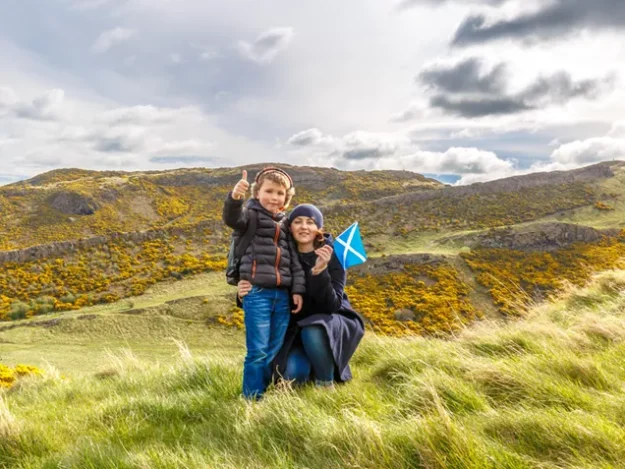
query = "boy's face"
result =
(257, 179, 287, 214)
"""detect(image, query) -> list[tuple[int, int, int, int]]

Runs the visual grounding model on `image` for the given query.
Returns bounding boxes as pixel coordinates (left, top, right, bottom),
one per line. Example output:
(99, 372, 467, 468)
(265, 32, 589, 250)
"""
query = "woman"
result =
(238, 204, 365, 387)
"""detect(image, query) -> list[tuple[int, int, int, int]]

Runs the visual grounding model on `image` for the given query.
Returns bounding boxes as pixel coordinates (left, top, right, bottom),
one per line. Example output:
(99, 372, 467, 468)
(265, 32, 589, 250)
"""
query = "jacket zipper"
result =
(252, 259, 257, 279)
(274, 222, 281, 286)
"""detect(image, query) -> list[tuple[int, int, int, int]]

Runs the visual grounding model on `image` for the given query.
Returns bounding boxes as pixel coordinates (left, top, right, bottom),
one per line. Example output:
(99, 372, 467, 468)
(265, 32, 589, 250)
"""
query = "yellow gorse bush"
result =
(0, 236, 227, 320)
(346, 263, 479, 336)
(0, 364, 42, 389)
(462, 234, 625, 316)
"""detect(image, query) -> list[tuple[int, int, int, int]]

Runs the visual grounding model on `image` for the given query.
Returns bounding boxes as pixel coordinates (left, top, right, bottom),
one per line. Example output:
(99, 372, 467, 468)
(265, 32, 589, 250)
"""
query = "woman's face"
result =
(290, 216, 319, 245)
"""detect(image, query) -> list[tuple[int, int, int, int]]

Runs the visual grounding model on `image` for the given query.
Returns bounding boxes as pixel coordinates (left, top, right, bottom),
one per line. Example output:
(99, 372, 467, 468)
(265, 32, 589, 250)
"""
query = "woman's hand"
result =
(237, 280, 252, 299)
(311, 245, 333, 275)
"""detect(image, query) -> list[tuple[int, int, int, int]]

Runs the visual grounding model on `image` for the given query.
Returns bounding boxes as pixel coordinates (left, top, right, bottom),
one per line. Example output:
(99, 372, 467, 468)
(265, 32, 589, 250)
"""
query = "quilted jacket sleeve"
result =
(222, 191, 248, 231)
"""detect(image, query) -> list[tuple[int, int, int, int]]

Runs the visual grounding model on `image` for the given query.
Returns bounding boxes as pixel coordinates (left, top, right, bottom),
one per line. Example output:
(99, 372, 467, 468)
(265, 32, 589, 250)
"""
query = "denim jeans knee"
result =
(300, 325, 335, 384)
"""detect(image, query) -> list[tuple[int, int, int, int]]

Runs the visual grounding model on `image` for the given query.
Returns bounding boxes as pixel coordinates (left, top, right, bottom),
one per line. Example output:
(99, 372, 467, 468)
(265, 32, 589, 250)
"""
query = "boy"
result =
(223, 167, 305, 399)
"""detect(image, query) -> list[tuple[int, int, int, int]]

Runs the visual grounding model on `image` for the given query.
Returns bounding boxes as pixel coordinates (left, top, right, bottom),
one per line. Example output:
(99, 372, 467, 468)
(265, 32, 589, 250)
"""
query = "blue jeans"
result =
(284, 325, 335, 386)
(241, 286, 290, 399)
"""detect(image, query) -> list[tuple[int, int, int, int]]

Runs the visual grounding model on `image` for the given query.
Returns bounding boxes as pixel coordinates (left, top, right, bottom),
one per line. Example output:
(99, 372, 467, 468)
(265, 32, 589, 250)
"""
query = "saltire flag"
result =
(334, 222, 367, 269)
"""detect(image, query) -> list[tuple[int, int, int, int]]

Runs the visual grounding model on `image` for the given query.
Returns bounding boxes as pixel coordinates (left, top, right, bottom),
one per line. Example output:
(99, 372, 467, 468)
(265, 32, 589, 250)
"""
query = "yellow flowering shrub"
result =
(461, 235, 625, 316)
(346, 263, 479, 336)
(217, 306, 244, 329)
(0, 236, 227, 320)
(0, 364, 42, 389)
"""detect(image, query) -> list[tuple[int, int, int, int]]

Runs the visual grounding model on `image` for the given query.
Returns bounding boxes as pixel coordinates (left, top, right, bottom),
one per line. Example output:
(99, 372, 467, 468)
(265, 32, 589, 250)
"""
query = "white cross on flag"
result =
(334, 222, 367, 270)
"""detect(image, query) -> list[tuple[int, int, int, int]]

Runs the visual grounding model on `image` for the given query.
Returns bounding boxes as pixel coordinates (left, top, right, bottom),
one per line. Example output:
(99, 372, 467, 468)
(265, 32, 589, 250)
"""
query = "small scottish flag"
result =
(334, 222, 367, 269)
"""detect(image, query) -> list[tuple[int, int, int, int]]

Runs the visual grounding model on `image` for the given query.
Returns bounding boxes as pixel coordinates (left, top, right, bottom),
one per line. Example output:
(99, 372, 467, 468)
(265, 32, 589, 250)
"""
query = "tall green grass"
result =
(3, 270, 625, 468)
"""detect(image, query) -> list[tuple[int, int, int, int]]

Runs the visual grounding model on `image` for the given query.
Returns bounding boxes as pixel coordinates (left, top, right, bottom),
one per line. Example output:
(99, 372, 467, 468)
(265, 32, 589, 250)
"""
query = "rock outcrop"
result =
(47, 191, 100, 215)
(439, 222, 620, 251)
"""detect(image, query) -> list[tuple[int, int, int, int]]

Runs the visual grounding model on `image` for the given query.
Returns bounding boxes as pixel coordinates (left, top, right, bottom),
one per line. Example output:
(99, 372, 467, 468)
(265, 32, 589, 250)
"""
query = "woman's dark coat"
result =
(273, 234, 365, 383)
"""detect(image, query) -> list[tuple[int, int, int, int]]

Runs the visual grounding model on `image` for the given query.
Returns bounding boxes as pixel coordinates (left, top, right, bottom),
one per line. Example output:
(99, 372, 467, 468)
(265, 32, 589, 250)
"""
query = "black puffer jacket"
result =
(223, 193, 305, 294)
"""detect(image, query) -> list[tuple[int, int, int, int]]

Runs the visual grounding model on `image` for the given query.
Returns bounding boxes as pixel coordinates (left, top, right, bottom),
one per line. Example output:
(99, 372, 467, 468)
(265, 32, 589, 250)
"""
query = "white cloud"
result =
(0, 86, 279, 181)
(288, 128, 333, 146)
(238, 27, 294, 64)
(551, 137, 625, 165)
(376, 147, 514, 176)
(607, 120, 625, 138)
(96, 105, 178, 125)
(0, 87, 18, 110)
(548, 120, 625, 166)
(92, 27, 136, 53)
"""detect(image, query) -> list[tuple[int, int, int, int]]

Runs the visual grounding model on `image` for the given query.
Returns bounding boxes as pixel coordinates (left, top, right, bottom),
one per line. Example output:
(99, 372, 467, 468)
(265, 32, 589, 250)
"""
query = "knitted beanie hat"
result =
(288, 204, 323, 228)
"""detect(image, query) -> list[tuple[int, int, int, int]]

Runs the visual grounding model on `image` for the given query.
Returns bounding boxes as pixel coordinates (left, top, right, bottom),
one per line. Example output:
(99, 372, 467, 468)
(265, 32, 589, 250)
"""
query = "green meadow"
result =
(3, 270, 625, 468)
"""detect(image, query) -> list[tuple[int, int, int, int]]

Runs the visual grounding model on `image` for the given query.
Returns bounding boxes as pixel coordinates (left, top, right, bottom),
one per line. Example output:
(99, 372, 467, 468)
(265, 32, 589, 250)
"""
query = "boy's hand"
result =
(311, 245, 333, 275)
(292, 294, 303, 314)
(238, 280, 252, 298)
(232, 170, 250, 200)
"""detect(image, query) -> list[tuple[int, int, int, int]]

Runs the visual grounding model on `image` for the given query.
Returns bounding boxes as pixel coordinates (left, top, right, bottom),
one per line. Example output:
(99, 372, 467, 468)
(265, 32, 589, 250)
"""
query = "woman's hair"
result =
(313, 229, 325, 249)
(251, 169, 295, 209)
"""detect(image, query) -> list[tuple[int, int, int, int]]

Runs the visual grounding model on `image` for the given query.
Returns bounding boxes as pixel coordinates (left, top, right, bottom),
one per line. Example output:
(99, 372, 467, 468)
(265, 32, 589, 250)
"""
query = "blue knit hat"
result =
(288, 204, 323, 228)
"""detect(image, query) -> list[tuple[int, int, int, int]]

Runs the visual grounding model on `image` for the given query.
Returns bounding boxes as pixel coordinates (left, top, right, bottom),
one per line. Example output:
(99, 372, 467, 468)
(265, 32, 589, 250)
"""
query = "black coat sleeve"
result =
(222, 191, 247, 231)
(308, 253, 345, 314)
(288, 233, 306, 295)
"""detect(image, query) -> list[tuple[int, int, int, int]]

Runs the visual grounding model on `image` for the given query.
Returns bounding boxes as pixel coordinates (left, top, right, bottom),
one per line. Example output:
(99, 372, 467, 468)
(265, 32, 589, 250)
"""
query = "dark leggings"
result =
(283, 325, 335, 386)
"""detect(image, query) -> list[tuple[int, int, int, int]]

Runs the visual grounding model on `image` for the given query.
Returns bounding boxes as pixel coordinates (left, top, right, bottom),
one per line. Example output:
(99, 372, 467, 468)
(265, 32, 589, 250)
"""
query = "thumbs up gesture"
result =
(232, 170, 250, 200)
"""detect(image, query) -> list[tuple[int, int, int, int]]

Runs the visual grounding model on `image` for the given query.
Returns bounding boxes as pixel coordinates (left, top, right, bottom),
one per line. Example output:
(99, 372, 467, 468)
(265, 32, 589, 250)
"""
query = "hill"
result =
(1, 161, 625, 334)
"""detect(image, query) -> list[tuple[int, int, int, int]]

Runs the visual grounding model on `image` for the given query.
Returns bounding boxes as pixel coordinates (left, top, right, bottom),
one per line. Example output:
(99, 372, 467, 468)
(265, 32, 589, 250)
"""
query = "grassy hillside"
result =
(0, 165, 441, 251)
(3, 270, 625, 467)
(2, 161, 625, 335)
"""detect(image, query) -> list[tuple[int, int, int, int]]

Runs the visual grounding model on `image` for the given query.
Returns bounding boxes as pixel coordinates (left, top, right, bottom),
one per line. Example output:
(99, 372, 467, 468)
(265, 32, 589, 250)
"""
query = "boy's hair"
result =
(251, 167, 296, 209)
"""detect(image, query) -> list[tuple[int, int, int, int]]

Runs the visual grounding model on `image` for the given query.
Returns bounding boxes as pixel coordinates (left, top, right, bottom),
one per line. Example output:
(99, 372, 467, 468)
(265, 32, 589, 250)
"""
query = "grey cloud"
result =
(421, 59, 613, 117)
(341, 133, 399, 160)
(419, 58, 506, 94)
(238, 27, 294, 63)
(452, 0, 625, 46)
(13, 89, 65, 121)
(343, 147, 390, 160)
(93, 138, 141, 153)
(90, 128, 146, 153)
(521, 72, 609, 104)
(430, 95, 530, 117)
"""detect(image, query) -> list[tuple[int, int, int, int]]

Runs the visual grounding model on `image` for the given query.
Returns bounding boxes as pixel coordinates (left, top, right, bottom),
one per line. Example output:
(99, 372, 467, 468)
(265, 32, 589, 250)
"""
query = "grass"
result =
(0, 272, 242, 375)
(3, 270, 625, 467)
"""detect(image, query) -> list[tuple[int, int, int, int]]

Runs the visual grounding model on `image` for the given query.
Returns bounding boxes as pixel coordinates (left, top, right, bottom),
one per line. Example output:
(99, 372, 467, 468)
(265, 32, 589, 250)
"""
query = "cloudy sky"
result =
(1, 0, 625, 185)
